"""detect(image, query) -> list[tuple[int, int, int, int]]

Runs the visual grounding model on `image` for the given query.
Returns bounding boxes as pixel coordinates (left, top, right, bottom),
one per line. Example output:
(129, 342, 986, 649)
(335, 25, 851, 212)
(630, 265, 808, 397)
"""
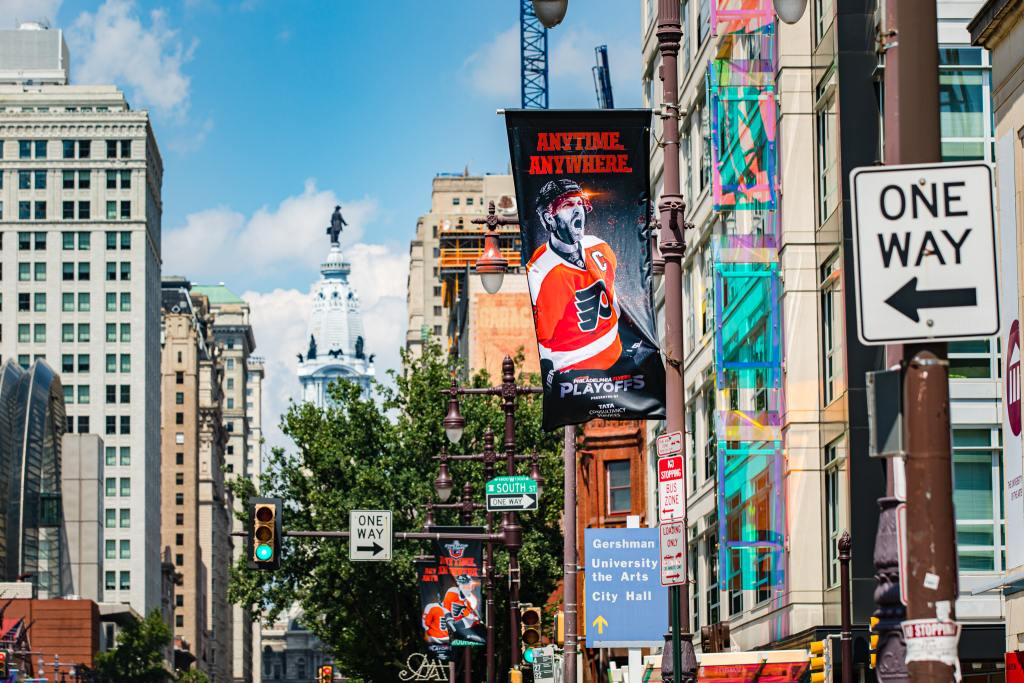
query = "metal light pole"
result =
(838, 531, 853, 683)
(882, 2, 958, 682)
(655, 0, 697, 680)
(563, 425, 578, 683)
(440, 362, 543, 677)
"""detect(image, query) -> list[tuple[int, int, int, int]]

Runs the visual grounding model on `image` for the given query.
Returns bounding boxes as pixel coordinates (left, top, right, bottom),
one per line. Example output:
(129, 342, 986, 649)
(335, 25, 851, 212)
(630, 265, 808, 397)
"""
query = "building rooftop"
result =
(191, 284, 245, 305)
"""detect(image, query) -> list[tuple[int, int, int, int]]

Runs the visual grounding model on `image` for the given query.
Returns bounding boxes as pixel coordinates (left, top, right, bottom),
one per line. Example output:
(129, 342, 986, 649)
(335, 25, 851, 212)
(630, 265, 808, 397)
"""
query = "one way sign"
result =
(851, 162, 999, 345)
(349, 510, 392, 561)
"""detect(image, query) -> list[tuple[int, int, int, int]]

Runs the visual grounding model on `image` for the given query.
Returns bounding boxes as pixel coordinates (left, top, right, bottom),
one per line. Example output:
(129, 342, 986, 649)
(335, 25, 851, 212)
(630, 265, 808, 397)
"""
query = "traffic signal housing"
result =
(318, 664, 333, 683)
(520, 604, 542, 664)
(869, 616, 879, 669)
(248, 497, 282, 570)
(553, 610, 564, 647)
(0, 650, 8, 678)
(808, 639, 832, 683)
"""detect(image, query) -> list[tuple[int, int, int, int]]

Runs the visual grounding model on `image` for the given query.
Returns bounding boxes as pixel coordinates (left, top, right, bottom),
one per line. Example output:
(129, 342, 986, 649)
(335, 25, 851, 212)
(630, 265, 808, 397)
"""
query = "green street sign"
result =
(486, 475, 539, 512)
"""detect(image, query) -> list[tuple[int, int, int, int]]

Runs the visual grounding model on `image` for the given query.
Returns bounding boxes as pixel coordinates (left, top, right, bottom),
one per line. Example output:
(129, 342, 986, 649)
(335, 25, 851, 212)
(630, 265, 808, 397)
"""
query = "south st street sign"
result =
(850, 162, 998, 345)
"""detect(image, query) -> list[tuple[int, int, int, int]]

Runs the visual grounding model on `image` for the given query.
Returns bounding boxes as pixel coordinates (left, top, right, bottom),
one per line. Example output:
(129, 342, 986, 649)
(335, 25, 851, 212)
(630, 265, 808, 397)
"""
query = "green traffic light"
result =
(255, 543, 274, 561)
(523, 647, 535, 664)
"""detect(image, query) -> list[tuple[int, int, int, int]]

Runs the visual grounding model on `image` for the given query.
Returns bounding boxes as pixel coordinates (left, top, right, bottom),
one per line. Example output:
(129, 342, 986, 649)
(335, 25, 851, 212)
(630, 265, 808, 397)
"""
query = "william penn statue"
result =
(327, 205, 347, 245)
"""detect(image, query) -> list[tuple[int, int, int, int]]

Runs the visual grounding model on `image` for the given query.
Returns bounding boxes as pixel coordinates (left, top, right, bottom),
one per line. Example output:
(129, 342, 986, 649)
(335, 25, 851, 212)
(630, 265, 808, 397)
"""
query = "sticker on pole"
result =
(658, 456, 684, 522)
(901, 619, 961, 666)
(659, 521, 686, 586)
(656, 431, 683, 457)
(850, 162, 999, 345)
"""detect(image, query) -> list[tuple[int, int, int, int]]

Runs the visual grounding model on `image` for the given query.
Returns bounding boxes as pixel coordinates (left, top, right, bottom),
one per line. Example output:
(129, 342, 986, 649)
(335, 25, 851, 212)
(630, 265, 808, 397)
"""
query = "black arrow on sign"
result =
(357, 542, 384, 555)
(884, 277, 977, 322)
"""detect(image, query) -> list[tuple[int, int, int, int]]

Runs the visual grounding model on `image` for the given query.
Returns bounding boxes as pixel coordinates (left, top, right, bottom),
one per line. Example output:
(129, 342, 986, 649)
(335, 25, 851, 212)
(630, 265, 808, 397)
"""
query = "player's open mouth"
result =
(573, 217, 583, 230)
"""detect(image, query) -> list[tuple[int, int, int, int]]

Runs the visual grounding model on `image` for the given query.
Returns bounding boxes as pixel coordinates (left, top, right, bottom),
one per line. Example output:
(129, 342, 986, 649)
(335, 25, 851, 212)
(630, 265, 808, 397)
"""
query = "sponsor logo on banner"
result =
(505, 110, 666, 430)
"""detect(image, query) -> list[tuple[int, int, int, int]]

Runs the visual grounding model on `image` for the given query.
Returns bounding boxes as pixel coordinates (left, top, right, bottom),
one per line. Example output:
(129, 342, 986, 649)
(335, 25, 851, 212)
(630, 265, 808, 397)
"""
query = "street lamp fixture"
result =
(773, 0, 807, 23)
(475, 229, 508, 295)
(531, 0, 569, 28)
(529, 451, 545, 497)
(434, 452, 454, 502)
(443, 378, 466, 444)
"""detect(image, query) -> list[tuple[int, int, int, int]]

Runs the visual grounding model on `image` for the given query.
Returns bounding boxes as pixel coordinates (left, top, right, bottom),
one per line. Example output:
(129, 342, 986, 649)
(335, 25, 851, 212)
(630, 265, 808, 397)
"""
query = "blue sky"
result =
(4, 0, 643, 447)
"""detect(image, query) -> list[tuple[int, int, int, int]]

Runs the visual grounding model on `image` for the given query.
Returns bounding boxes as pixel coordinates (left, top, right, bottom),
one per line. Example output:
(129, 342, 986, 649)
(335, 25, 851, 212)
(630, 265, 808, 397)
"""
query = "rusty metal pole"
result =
(656, 0, 696, 681)
(501, 357, 524, 672)
(483, 429, 497, 683)
(838, 531, 853, 683)
(563, 425, 578, 683)
(882, 1, 957, 681)
(903, 350, 957, 681)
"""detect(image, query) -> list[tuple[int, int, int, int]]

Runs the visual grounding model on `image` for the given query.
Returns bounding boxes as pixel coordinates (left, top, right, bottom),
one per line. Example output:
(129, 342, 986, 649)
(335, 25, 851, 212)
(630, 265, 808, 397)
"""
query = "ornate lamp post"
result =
(438, 357, 542, 680)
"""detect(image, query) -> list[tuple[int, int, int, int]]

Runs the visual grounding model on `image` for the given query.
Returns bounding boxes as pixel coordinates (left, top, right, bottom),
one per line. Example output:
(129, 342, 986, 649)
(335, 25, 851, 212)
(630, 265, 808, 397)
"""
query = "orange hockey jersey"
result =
(526, 235, 622, 372)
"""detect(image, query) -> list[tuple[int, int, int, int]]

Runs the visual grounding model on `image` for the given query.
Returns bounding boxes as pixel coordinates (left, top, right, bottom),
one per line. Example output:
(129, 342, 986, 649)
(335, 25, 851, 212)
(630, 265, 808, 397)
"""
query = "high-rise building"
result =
(296, 217, 374, 406)
(0, 22, 163, 615)
(639, 0, 1004, 666)
(188, 283, 257, 683)
(406, 171, 539, 378)
(161, 278, 234, 681)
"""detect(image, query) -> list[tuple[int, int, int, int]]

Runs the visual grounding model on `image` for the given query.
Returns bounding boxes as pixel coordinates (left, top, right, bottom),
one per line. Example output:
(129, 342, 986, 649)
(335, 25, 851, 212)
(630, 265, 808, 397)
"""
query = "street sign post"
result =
(348, 510, 392, 561)
(485, 475, 538, 512)
(583, 527, 668, 648)
(659, 520, 686, 587)
(850, 162, 998, 345)
(656, 431, 683, 457)
(658, 456, 685, 522)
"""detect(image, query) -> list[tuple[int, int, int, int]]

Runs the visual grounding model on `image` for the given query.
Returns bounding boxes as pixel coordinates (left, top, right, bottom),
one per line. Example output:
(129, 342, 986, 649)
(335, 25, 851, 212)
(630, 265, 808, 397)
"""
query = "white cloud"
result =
(241, 244, 409, 454)
(0, 0, 62, 29)
(461, 25, 519, 101)
(163, 179, 376, 287)
(67, 0, 196, 117)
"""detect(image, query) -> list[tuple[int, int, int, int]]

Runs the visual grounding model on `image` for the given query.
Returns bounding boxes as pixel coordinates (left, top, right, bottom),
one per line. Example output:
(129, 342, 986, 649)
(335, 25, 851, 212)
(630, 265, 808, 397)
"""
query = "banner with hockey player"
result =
(417, 527, 487, 660)
(505, 109, 666, 429)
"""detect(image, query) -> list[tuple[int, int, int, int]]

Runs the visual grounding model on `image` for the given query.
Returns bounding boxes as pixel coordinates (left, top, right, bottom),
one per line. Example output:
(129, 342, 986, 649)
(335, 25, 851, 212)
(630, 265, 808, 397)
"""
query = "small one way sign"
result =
(850, 162, 999, 345)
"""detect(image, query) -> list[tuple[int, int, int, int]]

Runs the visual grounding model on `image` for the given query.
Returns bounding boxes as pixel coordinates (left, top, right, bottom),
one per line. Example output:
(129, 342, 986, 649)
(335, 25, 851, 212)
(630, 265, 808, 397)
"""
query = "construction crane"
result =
(520, 0, 549, 109)
(592, 45, 614, 109)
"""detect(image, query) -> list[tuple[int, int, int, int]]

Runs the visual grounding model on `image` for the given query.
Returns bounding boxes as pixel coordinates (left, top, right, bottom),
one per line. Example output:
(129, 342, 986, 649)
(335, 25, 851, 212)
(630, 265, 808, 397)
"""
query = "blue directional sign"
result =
(584, 527, 668, 648)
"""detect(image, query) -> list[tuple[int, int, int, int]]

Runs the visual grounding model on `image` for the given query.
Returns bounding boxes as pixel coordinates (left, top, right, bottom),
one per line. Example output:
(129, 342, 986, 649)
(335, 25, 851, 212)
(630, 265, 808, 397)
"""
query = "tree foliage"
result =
(92, 610, 172, 683)
(228, 341, 564, 681)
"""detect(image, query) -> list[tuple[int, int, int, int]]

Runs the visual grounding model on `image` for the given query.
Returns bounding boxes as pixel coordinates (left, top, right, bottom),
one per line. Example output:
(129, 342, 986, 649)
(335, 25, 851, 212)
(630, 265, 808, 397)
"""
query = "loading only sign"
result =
(850, 162, 998, 345)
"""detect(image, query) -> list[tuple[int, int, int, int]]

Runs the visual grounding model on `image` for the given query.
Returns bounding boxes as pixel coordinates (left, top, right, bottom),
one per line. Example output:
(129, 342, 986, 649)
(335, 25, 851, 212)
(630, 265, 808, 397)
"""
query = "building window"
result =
(939, 47, 994, 163)
(606, 460, 631, 514)
(78, 385, 90, 404)
(824, 439, 844, 587)
(821, 253, 843, 405)
(176, 473, 184, 486)
(175, 392, 184, 405)
(949, 340, 994, 379)
(120, 539, 130, 559)
(698, 0, 710, 44)
(119, 571, 130, 590)
(105, 540, 116, 559)
(703, 385, 716, 480)
(120, 415, 130, 434)
(175, 615, 184, 628)
(176, 412, 184, 425)
(120, 447, 130, 465)
(106, 416, 116, 435)
(105, 571, 116, 591)
(176, 453, 184, 465)
(176, 513, 184, 525)
(952, 427, 1002, 572)
(816, 69, 838, 222)
(79, 292, 90, 311)
(119, 509, 130, 528)
(705, 521, 720, 625)
(105, 509, 116, 528)
(105, 447, 116, 466)
(176, 493, 184, 505)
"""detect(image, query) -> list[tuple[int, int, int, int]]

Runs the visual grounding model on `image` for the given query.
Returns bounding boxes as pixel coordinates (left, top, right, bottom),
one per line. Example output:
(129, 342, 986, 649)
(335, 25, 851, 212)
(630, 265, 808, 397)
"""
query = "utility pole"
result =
(563, 425, 578, 683)
(883, 1, 959, 680)
(655, 1, 697, 681)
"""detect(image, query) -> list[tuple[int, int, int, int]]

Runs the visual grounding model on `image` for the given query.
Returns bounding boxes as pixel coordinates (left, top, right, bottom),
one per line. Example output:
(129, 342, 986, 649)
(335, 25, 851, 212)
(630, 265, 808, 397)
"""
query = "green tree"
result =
(228, 341, 563, 681)
(93, 610, 172, 683)
(176, 669, 211, 683)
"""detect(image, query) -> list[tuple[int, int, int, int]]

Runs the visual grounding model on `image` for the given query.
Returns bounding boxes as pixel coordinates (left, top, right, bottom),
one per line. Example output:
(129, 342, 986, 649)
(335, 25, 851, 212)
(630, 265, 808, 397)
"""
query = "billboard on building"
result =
(504, 109, 666, 430)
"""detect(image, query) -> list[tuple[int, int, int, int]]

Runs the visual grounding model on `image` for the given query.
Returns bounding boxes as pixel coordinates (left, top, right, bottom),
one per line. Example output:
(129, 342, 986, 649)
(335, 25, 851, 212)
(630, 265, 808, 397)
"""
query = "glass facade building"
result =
(0, 358, 71, 597)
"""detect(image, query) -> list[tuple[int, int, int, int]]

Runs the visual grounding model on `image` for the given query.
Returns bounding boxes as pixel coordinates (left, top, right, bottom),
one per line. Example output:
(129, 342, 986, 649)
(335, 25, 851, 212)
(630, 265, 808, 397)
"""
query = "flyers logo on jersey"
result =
(575, 281, 613, 332)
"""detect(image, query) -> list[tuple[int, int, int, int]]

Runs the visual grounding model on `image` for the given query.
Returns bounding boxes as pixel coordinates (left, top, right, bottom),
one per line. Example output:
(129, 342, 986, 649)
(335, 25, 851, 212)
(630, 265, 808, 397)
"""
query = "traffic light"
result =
(869, 616, 880, 669)
(509, 669, 523, 683)
(0, 650, 8, 678)
(553, 610, 564, 647)
(248, 497, 282, 569)
(520, 604, 542, 664)
(808, 639, 832, 683)
(318, 664, 333, 683)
